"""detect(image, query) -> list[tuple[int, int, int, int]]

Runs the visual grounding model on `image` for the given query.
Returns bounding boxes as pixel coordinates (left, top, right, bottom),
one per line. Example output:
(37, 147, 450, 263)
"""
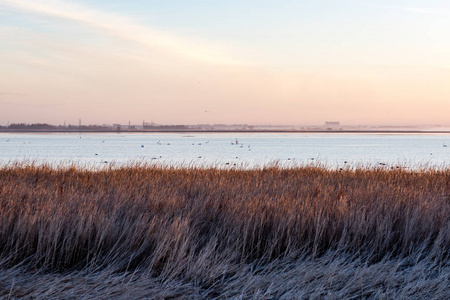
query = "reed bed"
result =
(0, 163, 449, 299)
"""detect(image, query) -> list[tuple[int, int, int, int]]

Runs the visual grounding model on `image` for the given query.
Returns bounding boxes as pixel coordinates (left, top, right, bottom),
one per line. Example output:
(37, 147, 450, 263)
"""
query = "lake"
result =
(0, 132, 449, 169)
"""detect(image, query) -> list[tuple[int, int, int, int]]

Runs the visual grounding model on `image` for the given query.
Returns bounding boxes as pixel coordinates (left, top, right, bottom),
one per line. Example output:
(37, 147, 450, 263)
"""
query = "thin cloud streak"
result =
(403, 7, 450, 17)
(0, 0, 243, 66)
(0, 100, 65, 108)
(0, 92, 25, 96)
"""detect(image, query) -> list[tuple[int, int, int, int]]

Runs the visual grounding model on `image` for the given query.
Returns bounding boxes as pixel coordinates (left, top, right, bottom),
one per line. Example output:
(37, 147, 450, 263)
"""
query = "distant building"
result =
(325, 121, 340, 130)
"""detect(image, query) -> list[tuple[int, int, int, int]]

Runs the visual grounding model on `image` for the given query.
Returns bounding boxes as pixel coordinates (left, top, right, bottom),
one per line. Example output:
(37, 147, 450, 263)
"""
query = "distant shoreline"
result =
(0, 129, 449, 134)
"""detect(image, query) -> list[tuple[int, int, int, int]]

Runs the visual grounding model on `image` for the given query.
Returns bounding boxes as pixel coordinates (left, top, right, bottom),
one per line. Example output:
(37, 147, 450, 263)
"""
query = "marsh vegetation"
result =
(0, 163, 449, 299)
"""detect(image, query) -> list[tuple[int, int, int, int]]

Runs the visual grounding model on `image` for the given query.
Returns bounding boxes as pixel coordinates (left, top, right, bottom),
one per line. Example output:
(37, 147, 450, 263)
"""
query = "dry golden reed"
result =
(0, 163, 449, 299)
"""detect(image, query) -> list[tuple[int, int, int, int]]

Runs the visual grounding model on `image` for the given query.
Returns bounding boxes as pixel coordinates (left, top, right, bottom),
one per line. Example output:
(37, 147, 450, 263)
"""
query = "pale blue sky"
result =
(4, 0, 450, 66)
(1, 0, 449, 126)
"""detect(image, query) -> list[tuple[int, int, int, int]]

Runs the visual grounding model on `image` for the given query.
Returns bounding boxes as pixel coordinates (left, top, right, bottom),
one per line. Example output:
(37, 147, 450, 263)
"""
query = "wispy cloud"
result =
(0, 0, 242, 65)
(403, 7, 450, 17)
(0, 100, 64, 108)
(0, 92, 25, 96)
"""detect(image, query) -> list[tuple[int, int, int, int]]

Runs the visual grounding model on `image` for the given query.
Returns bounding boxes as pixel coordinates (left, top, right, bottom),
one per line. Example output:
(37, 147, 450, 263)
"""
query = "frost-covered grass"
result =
(0, 163, 449, 299)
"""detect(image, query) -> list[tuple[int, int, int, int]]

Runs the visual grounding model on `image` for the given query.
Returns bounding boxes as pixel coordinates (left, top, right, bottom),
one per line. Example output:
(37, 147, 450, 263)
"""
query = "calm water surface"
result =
(0, 133, 448, 169)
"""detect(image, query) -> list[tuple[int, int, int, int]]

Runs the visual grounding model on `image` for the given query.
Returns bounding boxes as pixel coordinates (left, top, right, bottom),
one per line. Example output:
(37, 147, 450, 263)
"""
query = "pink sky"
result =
(1, 0, 450, 126)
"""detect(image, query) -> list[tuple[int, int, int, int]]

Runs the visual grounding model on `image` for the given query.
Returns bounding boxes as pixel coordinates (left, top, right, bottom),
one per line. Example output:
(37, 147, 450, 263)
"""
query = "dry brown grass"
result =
(0, 163, 449, 299)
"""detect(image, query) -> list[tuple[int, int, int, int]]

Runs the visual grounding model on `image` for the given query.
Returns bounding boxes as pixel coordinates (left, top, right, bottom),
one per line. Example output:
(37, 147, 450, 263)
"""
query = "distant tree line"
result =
(3, 123, 112, 131)
(143, 124, 187, 130)
(0, 123, 219, 131)
(67, 125, 112, 130)
(7, 123, 56, 130)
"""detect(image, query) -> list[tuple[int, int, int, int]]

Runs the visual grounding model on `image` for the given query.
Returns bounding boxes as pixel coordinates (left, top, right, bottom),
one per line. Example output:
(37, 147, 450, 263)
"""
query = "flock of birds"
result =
(113, 138, 450, 167)
(3, 137, 448, 166)
(132, 138, 323, 165)
(106, 138, 255, 166)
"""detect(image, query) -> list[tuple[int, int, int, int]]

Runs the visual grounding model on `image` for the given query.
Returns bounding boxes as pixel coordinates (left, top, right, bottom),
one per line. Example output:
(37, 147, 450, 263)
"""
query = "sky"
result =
(1, 0, 450, 126)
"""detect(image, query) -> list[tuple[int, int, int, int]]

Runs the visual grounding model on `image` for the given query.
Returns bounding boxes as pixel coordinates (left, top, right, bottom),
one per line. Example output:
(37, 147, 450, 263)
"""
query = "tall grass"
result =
(0, 163, 449, 298)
